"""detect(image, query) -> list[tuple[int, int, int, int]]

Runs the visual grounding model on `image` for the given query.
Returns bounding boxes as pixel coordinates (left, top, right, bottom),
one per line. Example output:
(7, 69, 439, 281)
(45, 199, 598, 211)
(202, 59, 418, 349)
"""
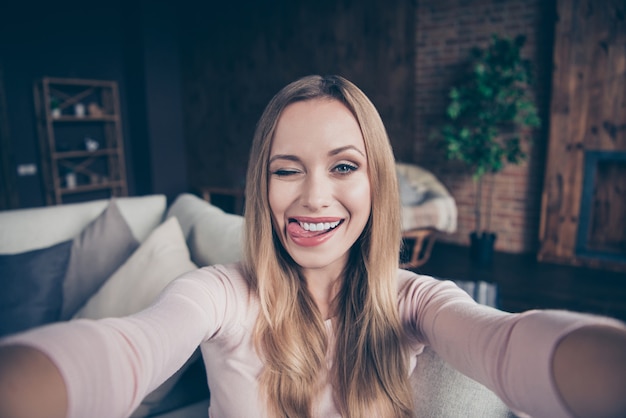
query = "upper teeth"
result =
(300, 221, 340, 231)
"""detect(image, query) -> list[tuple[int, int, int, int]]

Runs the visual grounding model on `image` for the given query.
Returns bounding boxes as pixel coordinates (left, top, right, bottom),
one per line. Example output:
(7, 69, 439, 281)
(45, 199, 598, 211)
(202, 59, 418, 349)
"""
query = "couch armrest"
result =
(166, 194, 243, 267)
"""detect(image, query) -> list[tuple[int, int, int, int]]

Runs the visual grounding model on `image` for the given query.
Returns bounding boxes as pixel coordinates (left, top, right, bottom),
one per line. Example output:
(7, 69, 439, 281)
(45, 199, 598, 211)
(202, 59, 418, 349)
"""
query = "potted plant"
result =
(434, 34, 541, 264)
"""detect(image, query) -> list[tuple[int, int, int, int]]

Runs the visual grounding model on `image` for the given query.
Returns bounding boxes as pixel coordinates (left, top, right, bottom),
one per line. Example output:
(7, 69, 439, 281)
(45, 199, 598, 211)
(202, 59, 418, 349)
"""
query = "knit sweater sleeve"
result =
(0, 264, 244, 418)
(397, 270, 626, 418)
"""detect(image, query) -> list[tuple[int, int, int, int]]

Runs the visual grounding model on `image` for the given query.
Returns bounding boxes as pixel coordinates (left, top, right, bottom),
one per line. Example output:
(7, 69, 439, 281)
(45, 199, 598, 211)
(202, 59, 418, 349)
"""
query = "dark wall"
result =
(125, 1, 188, 202)
(0, 0, 422, 208)
(178, 0, 416, 191)
(0, 1, 187, 208)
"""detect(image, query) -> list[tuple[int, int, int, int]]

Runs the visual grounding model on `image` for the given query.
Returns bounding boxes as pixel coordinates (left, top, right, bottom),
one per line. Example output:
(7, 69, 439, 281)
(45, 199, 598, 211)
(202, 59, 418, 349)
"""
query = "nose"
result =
(301, 170, 331, 211)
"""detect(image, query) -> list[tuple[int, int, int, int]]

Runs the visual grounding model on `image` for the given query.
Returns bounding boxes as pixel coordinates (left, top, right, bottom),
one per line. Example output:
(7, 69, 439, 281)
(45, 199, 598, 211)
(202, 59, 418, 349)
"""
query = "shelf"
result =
(46, 77, 116, 88)
(59, 181, 124, 195)
(34, 77, 128, 205)
(50, 115, 118, 122)
(52, 149, 118, 159)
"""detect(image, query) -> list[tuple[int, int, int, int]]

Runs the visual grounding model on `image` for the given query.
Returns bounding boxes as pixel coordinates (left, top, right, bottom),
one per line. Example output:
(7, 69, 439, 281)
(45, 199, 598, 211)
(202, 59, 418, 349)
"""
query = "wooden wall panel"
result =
(588, 162, 626, 254)
(539, 0, 626, 270)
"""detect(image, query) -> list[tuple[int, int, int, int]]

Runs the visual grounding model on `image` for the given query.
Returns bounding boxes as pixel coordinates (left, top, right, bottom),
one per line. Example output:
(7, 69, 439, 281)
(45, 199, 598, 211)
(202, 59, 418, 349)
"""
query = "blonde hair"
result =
(243, 75, 412, 417)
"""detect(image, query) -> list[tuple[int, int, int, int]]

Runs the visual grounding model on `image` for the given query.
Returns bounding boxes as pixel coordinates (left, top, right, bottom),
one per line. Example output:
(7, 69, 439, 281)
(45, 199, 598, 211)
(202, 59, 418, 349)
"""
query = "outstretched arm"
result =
(0, 266, 238, 418)
(397, 271, 626, 418)
(553, 324, 626, 418)
(0, 345, 67, 418)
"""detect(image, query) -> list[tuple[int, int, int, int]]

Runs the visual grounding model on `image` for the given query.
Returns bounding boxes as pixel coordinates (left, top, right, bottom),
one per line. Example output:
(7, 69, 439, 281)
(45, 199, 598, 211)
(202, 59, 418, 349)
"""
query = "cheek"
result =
(268, 181, 289, 227)
(342, 178, 371, 218)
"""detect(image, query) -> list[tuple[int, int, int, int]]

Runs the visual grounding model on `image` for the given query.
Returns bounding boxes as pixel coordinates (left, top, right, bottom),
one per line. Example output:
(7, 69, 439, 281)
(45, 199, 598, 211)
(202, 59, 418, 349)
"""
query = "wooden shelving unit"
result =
(34, 77, 128, 205)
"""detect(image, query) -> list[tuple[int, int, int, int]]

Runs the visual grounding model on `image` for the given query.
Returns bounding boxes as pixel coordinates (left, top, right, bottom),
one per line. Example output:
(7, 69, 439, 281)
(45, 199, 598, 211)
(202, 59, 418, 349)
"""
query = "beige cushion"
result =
(0, 195, 166, 254)
(74, 217, 196, 319)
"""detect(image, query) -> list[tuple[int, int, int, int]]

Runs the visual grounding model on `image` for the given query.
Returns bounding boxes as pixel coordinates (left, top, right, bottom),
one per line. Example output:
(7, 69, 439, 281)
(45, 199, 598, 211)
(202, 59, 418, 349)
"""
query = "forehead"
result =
(270, 99, 366, 154)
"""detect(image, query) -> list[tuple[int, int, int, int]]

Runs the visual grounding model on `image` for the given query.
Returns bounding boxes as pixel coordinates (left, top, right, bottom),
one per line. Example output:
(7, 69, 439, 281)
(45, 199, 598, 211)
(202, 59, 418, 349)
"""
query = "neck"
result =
(303, 267, 343, 320)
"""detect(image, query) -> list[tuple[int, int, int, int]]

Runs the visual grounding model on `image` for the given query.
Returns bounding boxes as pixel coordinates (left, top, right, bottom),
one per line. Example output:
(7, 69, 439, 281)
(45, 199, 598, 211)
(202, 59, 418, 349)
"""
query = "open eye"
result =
(333, 163, 358, 175)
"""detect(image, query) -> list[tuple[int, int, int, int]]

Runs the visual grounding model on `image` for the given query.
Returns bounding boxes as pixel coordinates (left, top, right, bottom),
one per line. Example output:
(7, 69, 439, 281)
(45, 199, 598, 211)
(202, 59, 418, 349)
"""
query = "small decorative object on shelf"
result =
(50, 96, 61, 118)
(88, 102, 104, 117)
(65, 172, 77, 189)
(34, 77, 128, 205)
(74, 102, 85, 117)
(84, 137, 99, 152)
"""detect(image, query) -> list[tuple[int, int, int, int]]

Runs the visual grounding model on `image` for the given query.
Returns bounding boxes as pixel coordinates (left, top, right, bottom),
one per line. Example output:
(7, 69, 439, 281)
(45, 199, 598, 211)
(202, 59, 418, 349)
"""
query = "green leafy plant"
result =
(434, 34, 541, 235)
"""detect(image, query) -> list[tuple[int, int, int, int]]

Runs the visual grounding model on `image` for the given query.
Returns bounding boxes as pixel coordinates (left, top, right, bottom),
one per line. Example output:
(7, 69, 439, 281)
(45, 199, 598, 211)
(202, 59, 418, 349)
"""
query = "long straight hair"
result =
(243, 75, 412, 417)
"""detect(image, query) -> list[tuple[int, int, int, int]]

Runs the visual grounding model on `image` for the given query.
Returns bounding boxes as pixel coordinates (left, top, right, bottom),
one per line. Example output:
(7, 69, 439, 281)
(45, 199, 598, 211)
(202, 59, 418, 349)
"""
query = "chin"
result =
(287, 247, 347, 272)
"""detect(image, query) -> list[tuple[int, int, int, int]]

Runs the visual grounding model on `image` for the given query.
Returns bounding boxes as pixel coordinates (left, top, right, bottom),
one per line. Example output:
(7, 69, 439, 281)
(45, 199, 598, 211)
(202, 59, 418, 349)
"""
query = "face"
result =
(268, 99, 371, 277)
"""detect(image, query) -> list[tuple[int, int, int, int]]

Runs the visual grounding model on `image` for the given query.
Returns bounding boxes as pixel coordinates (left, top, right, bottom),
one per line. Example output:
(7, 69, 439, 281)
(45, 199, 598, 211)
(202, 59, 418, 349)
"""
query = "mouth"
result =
(286, 217, 344, 246)
(296, 219, 341, 233)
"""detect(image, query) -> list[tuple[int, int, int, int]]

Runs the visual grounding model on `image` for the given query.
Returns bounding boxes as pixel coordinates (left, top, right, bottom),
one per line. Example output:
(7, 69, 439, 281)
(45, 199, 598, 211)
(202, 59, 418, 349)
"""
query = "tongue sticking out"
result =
(287, 222, 325, 238)
(286, 220, 341, 247)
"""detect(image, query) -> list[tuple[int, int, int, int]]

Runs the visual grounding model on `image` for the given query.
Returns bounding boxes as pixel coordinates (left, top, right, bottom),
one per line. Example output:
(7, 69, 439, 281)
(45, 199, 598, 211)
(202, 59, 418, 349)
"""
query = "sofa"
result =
(0, 193, 514, 417)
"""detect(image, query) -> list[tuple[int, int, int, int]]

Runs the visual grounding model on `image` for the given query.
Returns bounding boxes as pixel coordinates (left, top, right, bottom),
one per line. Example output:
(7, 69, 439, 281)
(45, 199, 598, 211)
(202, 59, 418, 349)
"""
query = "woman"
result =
(1, 75, 625, 418)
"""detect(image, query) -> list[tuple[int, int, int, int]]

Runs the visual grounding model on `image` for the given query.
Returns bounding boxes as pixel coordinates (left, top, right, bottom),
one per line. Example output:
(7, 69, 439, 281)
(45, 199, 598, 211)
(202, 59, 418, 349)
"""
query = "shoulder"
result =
(395, 268, 474, 314)
(395, 268, 447, 294)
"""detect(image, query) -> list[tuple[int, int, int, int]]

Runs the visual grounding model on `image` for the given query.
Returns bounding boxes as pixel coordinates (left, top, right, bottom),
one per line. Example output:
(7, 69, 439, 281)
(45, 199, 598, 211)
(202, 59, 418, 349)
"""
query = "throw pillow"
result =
(0, 240, 72, 337)
(61, 200, 140, 320)
(74, 217, 197, 319)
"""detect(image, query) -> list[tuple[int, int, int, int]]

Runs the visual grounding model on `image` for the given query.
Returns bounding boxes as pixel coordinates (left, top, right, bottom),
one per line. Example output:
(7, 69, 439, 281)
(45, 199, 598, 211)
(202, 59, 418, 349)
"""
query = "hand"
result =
(0, 345, 68, 418)
(552, 325, 626, 418)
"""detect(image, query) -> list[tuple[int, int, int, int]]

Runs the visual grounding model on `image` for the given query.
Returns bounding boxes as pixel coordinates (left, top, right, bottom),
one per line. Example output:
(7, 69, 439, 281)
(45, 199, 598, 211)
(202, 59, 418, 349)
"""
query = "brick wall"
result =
(412, 0, 556, 253)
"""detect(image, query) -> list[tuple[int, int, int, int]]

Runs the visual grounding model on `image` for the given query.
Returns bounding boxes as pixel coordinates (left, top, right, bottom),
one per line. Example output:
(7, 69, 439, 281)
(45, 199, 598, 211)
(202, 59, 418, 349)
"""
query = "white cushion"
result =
(74, 217, 197, 319)
(401, 196, 458, 233)
(396, 162, 452, 198)
(395, 163, 458, 233)
(167, 193, 243, 267)
(0, 195, 166, 254)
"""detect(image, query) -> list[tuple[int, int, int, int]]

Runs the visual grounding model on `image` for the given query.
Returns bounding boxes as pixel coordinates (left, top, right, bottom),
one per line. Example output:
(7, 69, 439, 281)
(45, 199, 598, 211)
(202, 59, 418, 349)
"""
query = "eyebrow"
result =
(328, 145, 366, 158)
(269, 145, 366, 164)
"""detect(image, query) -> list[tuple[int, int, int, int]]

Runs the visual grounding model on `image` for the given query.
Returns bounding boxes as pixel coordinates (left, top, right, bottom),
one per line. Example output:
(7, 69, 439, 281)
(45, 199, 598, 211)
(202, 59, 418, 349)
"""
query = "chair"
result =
(396, 162, 457, 268)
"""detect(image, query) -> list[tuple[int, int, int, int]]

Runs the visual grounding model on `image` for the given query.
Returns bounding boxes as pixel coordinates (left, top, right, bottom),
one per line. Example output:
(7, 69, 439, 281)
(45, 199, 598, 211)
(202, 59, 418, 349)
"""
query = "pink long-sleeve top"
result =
(2, 263, 624, 418)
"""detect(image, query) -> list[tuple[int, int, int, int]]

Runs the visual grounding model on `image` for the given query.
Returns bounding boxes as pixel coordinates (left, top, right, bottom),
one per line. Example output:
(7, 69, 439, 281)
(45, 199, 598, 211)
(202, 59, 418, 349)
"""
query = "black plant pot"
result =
(469, 231, 497, 265)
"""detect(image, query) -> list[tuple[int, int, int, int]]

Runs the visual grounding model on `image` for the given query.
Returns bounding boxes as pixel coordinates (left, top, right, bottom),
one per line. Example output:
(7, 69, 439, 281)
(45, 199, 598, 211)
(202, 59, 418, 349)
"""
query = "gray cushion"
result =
(0, 240, 72, 337)
(411, 347, 516, 417)
(61, 200, 139, 320)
